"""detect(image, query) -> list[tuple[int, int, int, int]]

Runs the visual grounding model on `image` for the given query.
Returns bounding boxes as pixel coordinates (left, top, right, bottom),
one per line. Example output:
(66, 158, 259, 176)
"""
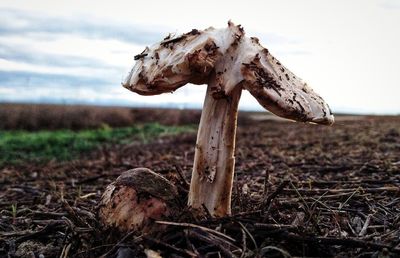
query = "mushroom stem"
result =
(188, 75, 242, 217)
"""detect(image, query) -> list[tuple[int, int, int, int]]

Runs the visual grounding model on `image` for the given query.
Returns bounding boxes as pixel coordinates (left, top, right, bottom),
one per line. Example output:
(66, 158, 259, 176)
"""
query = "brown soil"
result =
(0, 108, 399, 257)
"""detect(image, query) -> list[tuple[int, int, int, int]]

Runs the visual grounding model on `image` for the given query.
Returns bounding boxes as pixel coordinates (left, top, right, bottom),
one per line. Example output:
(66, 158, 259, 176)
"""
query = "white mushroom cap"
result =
(237, 37, 334, 125)
(123, 22, 334, 125)
(122, 23, 243, 95)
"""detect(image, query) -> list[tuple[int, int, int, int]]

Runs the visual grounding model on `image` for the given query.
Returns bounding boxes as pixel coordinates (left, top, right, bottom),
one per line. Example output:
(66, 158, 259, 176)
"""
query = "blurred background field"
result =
(1, 103, 397, 168)
(0, 103, 202, 130)
(0, 104, 198, 166)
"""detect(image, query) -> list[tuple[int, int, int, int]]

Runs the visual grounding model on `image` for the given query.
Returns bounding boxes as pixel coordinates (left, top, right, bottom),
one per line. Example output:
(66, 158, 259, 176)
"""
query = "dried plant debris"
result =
(1, 114, 399, 257)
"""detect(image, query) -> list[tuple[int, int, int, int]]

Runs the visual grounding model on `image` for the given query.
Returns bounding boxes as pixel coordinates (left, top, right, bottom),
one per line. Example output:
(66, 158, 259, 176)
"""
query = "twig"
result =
(100, 231, 137, 258)
(280, 232, 400, 253)
(184, 230, 200, 256)
(185, 229, 235, 258)
(253, 223, 298, 231)
(338, 187, 361, 210)
(240, 228, 246, 258)
(175, 165, 189, 187)
(14, 222, 64, 244)
(237, 221, 258, 250)
(276, 192, 371, 205)
(32, 219, 66, 225)
(60, 243, 72, 258)
(289, 181, 309, 210)
(294, 179, 400, 186)
(263, 180, 289, 208)
(260, 246, 292, 258)
(61, 199, 92, 229)
(156, 221, 236, 242)
(0, 229, 35, 237)
(143, 235, 196, 257)
(282, 186, 400, 195)
(359, 214, 372, 237)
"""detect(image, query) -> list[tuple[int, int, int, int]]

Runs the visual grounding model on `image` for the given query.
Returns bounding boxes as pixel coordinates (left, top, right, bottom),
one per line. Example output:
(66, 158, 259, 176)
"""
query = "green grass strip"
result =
(0, 123, 194, 166)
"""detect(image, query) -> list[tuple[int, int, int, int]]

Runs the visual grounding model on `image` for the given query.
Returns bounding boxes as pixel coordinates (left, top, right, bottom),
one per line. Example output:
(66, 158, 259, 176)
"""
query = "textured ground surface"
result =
(0, 109, 399, 257)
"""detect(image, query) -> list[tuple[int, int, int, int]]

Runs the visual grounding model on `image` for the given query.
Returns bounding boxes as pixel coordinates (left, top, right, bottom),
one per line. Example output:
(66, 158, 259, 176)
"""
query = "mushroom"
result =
(98, 168, 179, 232)
(123, 22, 334, 217)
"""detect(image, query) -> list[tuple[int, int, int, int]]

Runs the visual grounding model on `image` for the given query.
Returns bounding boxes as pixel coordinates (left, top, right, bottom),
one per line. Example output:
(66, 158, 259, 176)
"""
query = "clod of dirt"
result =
(98, 168, 179, 233)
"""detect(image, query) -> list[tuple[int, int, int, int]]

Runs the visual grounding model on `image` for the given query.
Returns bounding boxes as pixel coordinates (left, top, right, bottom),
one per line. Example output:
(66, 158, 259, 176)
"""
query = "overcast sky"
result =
(0, 0, 399, 114)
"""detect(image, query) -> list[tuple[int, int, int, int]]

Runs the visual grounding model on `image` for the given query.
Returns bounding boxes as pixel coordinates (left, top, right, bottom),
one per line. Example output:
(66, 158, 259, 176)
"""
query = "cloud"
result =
(379, 0, 400, 10)
(0, 70, 113, 89)
(0, 43, 116, 68)
(0, 8, 154, 105)
(0, 8, 165, 45)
